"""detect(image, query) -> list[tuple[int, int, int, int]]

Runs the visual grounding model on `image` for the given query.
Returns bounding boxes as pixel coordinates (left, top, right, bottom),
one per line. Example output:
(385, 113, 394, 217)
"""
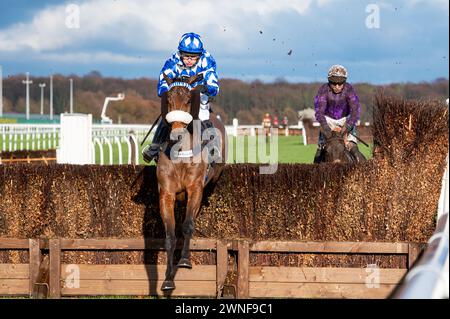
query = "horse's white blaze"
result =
(166, 110, 193, 124)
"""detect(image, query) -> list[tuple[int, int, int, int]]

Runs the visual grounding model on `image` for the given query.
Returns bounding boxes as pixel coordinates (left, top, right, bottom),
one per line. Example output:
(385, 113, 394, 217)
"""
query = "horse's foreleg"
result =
(178, 186, 203, 269)
(159, 189, 176, 291)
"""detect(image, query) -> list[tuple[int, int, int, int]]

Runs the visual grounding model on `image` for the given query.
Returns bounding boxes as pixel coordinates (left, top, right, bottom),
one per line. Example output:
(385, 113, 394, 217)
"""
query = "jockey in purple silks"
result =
(313, 65, 366, 163)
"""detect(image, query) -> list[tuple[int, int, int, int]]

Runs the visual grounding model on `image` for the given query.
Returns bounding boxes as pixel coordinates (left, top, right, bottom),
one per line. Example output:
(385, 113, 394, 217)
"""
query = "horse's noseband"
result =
(166, 110, 193, 125)
(165, 82, 196, 126)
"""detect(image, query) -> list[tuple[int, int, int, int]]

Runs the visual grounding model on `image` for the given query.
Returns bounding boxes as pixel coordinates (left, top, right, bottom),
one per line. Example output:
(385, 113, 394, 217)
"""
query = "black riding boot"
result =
(142, 120, 169, 163)
(349, 144, 366, 163)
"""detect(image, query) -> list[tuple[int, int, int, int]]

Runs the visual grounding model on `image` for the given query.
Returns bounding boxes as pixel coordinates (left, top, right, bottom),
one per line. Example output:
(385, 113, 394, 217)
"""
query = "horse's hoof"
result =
(177, 258, 192, 269)
(161, 280, 176, 291)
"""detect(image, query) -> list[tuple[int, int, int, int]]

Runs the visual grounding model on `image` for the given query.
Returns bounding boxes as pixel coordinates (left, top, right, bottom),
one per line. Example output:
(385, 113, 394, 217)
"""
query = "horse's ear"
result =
(186, 73, 203, 85)
(163, 73, 173, 86)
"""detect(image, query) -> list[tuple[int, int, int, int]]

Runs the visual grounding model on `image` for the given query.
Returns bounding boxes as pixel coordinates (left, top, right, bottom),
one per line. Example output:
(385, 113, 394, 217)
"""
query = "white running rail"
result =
(0, 124, 59, 152)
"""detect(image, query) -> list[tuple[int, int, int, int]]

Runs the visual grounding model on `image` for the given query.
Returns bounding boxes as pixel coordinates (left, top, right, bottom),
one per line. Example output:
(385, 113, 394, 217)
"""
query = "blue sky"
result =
(0, 0, 448, 84)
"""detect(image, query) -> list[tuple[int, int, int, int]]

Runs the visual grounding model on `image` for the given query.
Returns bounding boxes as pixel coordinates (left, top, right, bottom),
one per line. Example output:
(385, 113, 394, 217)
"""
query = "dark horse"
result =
(317, 132, 359, 163)
(157, 73, 227, 291)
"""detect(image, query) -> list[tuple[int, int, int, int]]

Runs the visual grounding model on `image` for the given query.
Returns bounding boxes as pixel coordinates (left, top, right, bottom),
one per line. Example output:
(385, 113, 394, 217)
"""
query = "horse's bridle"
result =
(165, 82, 195, 130)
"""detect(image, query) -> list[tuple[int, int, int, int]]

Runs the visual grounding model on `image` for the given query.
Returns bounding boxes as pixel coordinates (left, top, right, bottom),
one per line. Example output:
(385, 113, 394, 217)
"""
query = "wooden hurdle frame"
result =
(234, 240, 421, 299)
(0, 156, 57, 165)
(0, 238, 422, 299)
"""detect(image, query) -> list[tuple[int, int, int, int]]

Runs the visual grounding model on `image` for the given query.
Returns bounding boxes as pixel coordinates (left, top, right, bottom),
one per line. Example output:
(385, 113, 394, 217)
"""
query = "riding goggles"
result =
(329, 80, 346, 86)
(180, 52, 201, 60)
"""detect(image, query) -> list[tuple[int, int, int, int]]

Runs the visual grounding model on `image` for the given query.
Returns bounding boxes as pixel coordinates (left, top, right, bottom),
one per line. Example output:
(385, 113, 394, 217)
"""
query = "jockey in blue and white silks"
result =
(157, 51, 219, 98)
(143, 32, 220, 163)
(157, 33, 219, 122)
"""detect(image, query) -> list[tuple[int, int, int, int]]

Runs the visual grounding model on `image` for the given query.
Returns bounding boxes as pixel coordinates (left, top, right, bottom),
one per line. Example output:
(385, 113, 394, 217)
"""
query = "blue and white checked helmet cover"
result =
(178, 32, 204, 54)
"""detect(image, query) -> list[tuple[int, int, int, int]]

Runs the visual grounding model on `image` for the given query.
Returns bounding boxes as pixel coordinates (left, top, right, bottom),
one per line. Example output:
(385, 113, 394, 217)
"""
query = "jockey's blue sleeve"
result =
(157, 51, 220, 97)
(202, 53, 219, 97)
(157, 56, 177, 97)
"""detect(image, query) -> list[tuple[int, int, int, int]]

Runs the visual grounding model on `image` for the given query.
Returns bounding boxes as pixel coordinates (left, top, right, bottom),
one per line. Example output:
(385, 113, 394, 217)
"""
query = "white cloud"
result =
(0, 0, 319, 55)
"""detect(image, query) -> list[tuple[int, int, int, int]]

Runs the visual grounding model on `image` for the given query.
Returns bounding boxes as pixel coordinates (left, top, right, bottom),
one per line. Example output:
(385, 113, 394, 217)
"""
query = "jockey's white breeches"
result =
(199, 93, 210, 121)
(325, 116, 358, 144)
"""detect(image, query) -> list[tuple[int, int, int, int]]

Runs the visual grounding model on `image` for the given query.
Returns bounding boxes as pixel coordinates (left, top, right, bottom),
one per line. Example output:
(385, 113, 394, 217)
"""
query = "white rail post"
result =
(104, 137, 113, 165)
(114, 136, 123, 165)
(19, 133, 23, 150)
(129, 133, 139, 165)
(124, 135, 132, 164)
(2, 132, 5, 152)
(31, 132, 35, 150)
(92, 137, 103, 165)
(300, 120, 307, 146)
(233, 118, 238, 137)
(26, 130, 30, 150)
(57, 113, 93, 164)
(53, 126, 58, 148)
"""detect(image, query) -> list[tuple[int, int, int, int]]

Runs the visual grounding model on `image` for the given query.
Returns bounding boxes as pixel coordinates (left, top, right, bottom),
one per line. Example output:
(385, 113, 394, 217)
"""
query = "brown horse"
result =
(157, 74, 227, 291)
(322, 132, 356, 163)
